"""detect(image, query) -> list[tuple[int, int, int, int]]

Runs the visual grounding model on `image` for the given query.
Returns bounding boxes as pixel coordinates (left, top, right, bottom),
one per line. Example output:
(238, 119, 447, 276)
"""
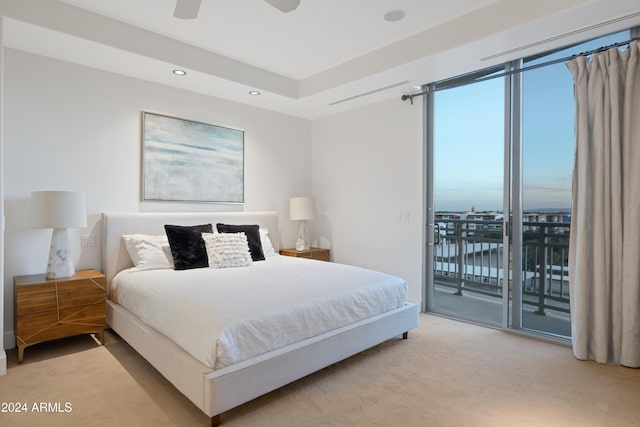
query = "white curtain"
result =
(566, 40, 640, 367)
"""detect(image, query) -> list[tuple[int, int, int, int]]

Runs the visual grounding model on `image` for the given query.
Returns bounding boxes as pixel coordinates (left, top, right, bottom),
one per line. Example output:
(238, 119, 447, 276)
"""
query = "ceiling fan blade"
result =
(174, 0, 201, 19)
(265, 0, 300, 13)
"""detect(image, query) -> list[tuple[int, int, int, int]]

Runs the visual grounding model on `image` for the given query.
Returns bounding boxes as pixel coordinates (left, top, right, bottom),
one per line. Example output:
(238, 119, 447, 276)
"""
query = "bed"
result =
(102, 211, 419, 426)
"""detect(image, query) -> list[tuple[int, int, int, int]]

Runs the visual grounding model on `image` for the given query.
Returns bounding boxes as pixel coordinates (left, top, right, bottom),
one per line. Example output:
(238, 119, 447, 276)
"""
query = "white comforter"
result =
(111, 255, 407, 370)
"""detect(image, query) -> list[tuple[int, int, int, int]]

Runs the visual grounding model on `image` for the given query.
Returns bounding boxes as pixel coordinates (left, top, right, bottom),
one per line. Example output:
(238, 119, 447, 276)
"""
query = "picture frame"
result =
(141, 111, 244, 203)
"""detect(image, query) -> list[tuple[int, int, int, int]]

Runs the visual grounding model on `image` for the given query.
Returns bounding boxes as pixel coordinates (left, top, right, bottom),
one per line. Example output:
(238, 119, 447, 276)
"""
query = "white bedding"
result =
(111, 255, 408, 369)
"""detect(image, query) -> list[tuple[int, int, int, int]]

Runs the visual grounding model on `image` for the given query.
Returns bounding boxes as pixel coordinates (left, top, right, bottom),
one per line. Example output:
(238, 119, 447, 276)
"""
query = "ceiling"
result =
(2, 0, 640, 119)
(59, 0, 497, 81)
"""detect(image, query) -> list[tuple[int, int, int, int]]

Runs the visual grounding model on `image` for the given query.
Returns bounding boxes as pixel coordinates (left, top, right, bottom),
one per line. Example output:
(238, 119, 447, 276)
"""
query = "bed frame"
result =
(102, 211, 419, 426)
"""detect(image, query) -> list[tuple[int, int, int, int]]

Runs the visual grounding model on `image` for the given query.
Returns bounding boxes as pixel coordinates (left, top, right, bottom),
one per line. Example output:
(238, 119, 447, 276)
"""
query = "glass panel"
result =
(521, 62, 572, 337)
(519, 30, 630, 338)
(432, 77, 505, 326)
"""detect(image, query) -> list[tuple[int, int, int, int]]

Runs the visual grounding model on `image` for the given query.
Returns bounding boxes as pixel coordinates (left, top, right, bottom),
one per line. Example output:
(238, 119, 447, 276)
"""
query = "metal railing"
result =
(434, 218, 570, 315)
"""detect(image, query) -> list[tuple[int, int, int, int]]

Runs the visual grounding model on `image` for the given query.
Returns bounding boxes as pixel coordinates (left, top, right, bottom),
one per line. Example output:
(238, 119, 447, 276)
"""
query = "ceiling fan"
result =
(264, 0, 301, 13)
(173, 0, 301, 20)
(173, 0, 201, 19)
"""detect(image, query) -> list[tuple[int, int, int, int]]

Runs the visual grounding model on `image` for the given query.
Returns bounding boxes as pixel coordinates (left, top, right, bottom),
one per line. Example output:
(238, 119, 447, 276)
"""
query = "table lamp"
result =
(289, 196, 316, 251)
(30, 191, 87, 279)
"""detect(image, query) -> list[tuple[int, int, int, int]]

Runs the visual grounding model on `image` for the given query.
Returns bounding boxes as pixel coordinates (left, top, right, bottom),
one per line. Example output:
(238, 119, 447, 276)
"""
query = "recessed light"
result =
(384, 9, 405, 22)
(172, 69, 187, 76)
(249, 90, 260, 96)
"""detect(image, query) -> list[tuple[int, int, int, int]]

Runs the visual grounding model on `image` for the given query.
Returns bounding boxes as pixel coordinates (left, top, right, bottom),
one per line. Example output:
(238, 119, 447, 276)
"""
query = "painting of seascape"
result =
(142, 112, 244, 203)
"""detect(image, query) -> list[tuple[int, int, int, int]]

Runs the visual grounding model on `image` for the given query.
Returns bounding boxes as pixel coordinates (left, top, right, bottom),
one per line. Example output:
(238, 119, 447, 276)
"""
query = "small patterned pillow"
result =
(202, 232, 253, 269)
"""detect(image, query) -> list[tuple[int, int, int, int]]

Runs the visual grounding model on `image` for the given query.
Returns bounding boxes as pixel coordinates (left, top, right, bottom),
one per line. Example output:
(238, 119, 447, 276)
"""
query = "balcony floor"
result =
(434, 285, 571, 338)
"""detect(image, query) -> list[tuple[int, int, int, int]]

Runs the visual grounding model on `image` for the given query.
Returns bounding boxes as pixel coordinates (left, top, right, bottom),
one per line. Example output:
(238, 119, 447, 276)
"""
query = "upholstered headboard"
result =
(101, 211, 279, 290)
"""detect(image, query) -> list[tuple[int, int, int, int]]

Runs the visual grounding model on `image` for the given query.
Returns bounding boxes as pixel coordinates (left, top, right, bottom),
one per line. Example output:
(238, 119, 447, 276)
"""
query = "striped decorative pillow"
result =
(202, 232, 253, 269)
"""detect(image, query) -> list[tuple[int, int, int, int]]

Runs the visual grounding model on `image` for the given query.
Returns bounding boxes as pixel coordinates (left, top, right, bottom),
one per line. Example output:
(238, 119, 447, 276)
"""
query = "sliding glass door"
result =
(430, 73, 506, 326)
(425, 29, 632, 338)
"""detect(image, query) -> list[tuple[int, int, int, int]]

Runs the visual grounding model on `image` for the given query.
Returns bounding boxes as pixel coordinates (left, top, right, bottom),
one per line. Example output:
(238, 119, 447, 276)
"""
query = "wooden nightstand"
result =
(14, 269, 106, 363)
(279, 247, 330, 262)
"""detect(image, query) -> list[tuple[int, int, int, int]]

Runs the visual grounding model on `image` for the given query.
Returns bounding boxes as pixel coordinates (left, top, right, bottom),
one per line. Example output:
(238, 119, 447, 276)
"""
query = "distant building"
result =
(465, 206, 502, 231)
(523, 212, 571, 233)
(434, 212, 463, 235)
(435, 207, 570, 235)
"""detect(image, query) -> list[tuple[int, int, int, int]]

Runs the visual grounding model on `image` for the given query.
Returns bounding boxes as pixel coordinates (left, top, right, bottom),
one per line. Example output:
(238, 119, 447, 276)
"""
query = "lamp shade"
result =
(289, 196, 316, 221)
(30, 191, 87, 229)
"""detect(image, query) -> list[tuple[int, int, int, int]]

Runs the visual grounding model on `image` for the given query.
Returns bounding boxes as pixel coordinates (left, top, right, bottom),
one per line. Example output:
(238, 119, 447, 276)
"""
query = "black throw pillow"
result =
(164, 224, 213, 270)
(216, 223, 265, 261)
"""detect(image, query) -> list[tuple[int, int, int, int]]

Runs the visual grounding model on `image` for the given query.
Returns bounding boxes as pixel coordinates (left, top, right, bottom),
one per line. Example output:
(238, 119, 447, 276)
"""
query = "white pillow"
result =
(202, 232, 253, 269)
(162, 244, 175, 269)
(260, 228, 276, 258)
(122, 234, 173, 271)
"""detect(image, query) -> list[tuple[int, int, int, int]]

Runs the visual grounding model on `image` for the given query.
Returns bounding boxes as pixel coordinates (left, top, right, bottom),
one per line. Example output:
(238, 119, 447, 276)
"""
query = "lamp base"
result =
(296, 220, 310, 251)
(46, 228, 75, 279)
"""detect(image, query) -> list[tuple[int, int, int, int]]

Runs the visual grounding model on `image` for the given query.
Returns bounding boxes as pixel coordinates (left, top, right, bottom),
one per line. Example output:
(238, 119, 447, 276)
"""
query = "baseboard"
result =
(4, 330, 15, 350)
(0, 351, 6, 375)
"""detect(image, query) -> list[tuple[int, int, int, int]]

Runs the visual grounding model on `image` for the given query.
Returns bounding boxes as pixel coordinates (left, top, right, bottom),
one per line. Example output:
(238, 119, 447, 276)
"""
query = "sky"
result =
(433, 30, 629, 213)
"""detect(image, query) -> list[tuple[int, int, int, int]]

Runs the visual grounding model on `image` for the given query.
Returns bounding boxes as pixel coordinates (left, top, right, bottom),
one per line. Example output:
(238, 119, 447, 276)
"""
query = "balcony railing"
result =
(434, 218, 570, 315)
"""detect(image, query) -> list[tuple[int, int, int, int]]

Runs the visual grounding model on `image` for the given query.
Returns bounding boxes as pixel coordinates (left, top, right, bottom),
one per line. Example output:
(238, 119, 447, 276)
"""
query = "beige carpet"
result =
(1, 314, 639, 427)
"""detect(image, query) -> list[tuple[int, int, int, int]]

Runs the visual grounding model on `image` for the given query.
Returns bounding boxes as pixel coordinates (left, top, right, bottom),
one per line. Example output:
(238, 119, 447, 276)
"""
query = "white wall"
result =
(0, 18, 7, 374)
(2, 49, 311, 347)
(311, 98, 423, 304)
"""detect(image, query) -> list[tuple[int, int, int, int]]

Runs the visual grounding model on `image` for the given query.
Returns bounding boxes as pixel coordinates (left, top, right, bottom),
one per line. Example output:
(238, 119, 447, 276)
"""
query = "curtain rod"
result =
(401, 37, 639, 103)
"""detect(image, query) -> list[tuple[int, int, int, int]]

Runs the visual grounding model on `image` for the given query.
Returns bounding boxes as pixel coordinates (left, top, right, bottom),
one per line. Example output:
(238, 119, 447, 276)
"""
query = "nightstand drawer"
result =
(15, 283, 57, 315)
(16, 311, 59, 341)
(57, 278, 106, 309)
(59, 303, 105, 324)
(18, 321, 93, 345)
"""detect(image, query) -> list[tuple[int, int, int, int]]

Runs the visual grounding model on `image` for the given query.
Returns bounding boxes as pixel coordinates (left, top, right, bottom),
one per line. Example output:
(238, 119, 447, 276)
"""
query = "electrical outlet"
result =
(81, 234, 96, 248)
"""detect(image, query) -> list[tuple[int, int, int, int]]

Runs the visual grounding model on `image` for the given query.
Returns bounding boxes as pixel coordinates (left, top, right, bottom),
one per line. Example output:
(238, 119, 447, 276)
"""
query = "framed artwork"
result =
(141, 111, 244, 203)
